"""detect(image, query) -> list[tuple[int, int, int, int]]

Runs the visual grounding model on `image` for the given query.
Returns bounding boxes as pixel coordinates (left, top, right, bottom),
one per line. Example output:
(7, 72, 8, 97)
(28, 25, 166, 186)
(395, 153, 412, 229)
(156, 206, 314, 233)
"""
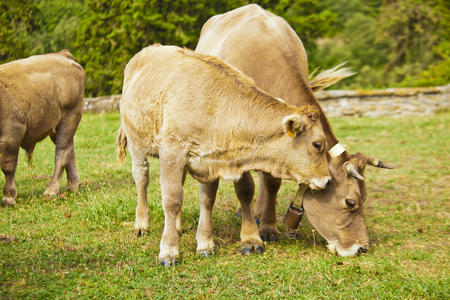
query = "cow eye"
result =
(312, 141, 323, 152)
(345, 199, 357, 209)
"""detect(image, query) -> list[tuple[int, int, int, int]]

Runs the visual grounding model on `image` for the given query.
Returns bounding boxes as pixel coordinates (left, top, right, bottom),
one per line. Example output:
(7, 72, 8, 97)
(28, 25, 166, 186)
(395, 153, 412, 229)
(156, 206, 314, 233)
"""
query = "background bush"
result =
(1, 0, 448, 96)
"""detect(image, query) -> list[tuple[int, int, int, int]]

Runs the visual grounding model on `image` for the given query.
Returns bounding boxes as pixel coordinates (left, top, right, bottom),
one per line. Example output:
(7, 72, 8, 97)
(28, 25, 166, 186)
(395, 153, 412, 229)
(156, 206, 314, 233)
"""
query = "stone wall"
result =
(83, 85, 449, 117)
(316, 85, 449, 117)
(84, 94, 121, 113)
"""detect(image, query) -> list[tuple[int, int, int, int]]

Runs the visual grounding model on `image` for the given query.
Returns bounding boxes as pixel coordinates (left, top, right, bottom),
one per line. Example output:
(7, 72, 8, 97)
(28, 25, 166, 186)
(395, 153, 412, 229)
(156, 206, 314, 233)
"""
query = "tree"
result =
(0, 0, 40, 62)
(377, 0, 447, 85)
(74, 0, 338, 95)
(1, 0, 447, 93)
(27, 0, 84, 55)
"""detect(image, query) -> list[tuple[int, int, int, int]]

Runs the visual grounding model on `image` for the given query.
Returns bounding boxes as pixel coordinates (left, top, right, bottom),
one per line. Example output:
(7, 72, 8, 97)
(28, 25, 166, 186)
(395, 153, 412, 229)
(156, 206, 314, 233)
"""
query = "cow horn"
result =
(367, 157, 395, 169)
(344, 162, 365, 181)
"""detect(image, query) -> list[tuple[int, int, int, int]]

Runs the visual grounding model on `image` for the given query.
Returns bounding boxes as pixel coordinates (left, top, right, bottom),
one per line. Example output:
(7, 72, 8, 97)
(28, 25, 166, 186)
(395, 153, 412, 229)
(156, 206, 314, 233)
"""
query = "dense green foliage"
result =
(1, 112, 448, 297)
(1, 0, 448, 95)
(315, 0, 450, 89)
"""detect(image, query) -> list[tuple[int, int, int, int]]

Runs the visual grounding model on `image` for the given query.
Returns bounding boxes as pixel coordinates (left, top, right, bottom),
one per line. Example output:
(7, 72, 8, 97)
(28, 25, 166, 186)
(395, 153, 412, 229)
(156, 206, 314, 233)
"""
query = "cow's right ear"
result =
(283, 114, 306, 138)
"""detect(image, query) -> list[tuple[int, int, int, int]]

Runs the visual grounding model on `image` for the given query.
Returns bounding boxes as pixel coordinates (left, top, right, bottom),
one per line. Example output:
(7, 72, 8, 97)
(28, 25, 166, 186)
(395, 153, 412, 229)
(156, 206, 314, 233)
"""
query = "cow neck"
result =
(288, 81, 340, 151)
(223, 92, 293, 146)
(201, 142, 300, 183)
(196, 103, 300, 181)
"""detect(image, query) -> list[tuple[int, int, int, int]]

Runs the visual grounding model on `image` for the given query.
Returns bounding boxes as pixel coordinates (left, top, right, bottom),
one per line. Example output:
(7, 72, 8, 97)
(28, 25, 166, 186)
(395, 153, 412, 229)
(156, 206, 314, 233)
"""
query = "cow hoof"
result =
(260, 229, 280, 242)
(197, 250, 213, 258)
(255, 245, 265, 254)
(135, 228, 147, 237)
(68, 182, 80, 193)
(1, 196, 16, 206)
(160, 258, 178, 267)
(43, 189, 58, 197)
(285, 230, 300, 240)
(241, 246, 253, 255)
(67, 186, 79, 194)
(241, 244, 265, 255)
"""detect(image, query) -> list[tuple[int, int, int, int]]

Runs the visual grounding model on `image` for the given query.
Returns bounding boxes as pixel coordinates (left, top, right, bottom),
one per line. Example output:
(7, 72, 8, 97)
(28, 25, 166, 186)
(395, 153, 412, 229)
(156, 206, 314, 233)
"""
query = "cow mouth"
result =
(310, 223, 369, 257)
(327, 241, 367, 257)
(309, 176, 331, 190)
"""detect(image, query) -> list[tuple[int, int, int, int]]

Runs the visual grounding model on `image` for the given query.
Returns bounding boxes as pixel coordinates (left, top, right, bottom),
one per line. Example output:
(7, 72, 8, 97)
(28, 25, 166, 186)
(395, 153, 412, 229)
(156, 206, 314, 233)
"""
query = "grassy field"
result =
(1, 111, 449, 299)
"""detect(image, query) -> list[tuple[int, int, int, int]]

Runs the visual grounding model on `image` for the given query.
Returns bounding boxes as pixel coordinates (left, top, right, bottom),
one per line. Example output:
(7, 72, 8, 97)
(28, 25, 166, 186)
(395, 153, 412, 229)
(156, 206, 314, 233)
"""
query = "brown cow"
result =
(0, 50, 85, 206)
(117, 45, 331, 266)
(196, 4, 393, 256)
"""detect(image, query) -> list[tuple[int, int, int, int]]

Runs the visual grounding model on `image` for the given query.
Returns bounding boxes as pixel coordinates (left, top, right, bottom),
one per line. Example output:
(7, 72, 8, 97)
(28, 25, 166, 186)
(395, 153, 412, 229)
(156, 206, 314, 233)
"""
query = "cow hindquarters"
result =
(234, 172, 264, 254)
(196, 179, 219, 257)
(158, 145, 185, 266)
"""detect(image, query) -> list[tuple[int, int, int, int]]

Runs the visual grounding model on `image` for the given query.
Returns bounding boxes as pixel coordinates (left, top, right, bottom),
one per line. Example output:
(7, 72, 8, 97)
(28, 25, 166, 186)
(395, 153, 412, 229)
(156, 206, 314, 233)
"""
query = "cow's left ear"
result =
(283, 114, 306, 138)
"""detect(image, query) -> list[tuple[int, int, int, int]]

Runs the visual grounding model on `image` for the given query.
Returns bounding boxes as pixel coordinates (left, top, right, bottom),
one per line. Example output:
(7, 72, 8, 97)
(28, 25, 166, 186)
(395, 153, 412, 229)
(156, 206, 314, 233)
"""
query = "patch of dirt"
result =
(33, 174, 51, 180)
(0, 234, 18, 243)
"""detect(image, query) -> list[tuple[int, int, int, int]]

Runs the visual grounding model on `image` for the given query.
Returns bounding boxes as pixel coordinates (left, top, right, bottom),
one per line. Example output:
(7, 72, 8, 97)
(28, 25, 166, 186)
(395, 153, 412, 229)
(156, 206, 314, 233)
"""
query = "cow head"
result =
(278, 105, 331, 190)
(302, 152, 393, 256)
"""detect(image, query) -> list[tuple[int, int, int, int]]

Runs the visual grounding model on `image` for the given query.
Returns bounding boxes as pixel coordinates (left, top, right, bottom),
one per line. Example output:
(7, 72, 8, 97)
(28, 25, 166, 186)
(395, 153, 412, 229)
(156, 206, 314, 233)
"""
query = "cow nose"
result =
(358, 247, 368, 254)
(326, 178, 332, 186)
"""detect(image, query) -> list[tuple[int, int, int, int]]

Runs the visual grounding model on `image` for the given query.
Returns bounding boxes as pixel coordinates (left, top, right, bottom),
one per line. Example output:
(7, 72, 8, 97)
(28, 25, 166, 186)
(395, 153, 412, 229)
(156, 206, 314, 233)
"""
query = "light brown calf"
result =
(0, 50, 85, 206)
(118, 45, 331, 266)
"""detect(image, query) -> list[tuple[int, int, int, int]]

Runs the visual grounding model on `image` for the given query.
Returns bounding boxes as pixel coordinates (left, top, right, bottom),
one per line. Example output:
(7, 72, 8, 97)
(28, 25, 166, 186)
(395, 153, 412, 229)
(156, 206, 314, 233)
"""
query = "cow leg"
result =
(127, 141, 150, 237)
(234, 172, 264, 254)
(254, 172, 266, 219)
(196, 179, 219, 257)
(44, 113, 81, 196)
(0, 142, 21, 206)
(175, 169, 187, 234)
(50, 134, 80, 194)
(256, 172, 282, 242)
(64, 147, 80, 193)
(158, 146, 185, 266)
(176, 210, 182, 234)
(0, 124, 26, 206)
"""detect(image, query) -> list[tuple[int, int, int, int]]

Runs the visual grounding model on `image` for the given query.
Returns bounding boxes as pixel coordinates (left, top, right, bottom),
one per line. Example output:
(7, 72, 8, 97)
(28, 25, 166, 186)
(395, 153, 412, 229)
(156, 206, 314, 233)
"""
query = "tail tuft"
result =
(117, 126, 127, 167)
(26, 148, 34, 168)
(309, 63, 355, 92)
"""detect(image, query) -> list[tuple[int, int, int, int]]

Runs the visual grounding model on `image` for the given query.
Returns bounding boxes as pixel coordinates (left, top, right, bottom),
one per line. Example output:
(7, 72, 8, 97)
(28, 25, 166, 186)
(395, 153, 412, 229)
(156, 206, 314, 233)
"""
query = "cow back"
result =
(196, 4, 311, 107)
(120, 45, 297, 158)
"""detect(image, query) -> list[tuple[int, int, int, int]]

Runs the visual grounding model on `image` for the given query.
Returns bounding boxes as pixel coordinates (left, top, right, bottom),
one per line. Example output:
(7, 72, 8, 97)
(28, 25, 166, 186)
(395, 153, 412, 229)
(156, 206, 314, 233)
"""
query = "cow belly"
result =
(187, 156, 244, 183)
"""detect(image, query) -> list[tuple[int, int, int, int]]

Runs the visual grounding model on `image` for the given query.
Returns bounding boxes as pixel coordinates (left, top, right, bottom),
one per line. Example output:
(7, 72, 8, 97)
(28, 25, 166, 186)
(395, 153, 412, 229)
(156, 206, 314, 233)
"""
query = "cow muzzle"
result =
(309, 176, 331, 190)
(327, 242, 369, 257)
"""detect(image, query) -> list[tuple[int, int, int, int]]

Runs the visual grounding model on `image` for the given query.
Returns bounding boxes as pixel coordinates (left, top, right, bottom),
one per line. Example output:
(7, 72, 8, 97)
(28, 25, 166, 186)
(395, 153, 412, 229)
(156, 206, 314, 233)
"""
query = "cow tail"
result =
(26, 149, 34, 168)
(117, 126, 127, 167)
(309, 63, 355, 92)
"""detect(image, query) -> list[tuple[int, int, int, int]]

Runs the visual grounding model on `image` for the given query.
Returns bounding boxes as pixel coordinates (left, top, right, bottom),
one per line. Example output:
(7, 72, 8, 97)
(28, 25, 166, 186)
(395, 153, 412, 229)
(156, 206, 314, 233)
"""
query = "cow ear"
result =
(283, 115, 306, 138)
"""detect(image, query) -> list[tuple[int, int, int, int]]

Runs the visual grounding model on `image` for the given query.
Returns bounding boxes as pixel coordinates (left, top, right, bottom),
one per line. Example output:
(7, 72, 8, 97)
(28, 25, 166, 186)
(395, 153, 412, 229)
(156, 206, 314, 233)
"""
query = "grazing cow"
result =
(196, 4, 393, 256)
(0, 50, 85, 206)
(117, 45, 331, 266)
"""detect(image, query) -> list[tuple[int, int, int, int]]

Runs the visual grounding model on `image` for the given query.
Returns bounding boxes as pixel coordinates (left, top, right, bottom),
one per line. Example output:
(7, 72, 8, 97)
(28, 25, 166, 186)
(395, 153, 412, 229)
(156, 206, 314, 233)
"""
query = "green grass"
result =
(1, 112, 449, 299)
